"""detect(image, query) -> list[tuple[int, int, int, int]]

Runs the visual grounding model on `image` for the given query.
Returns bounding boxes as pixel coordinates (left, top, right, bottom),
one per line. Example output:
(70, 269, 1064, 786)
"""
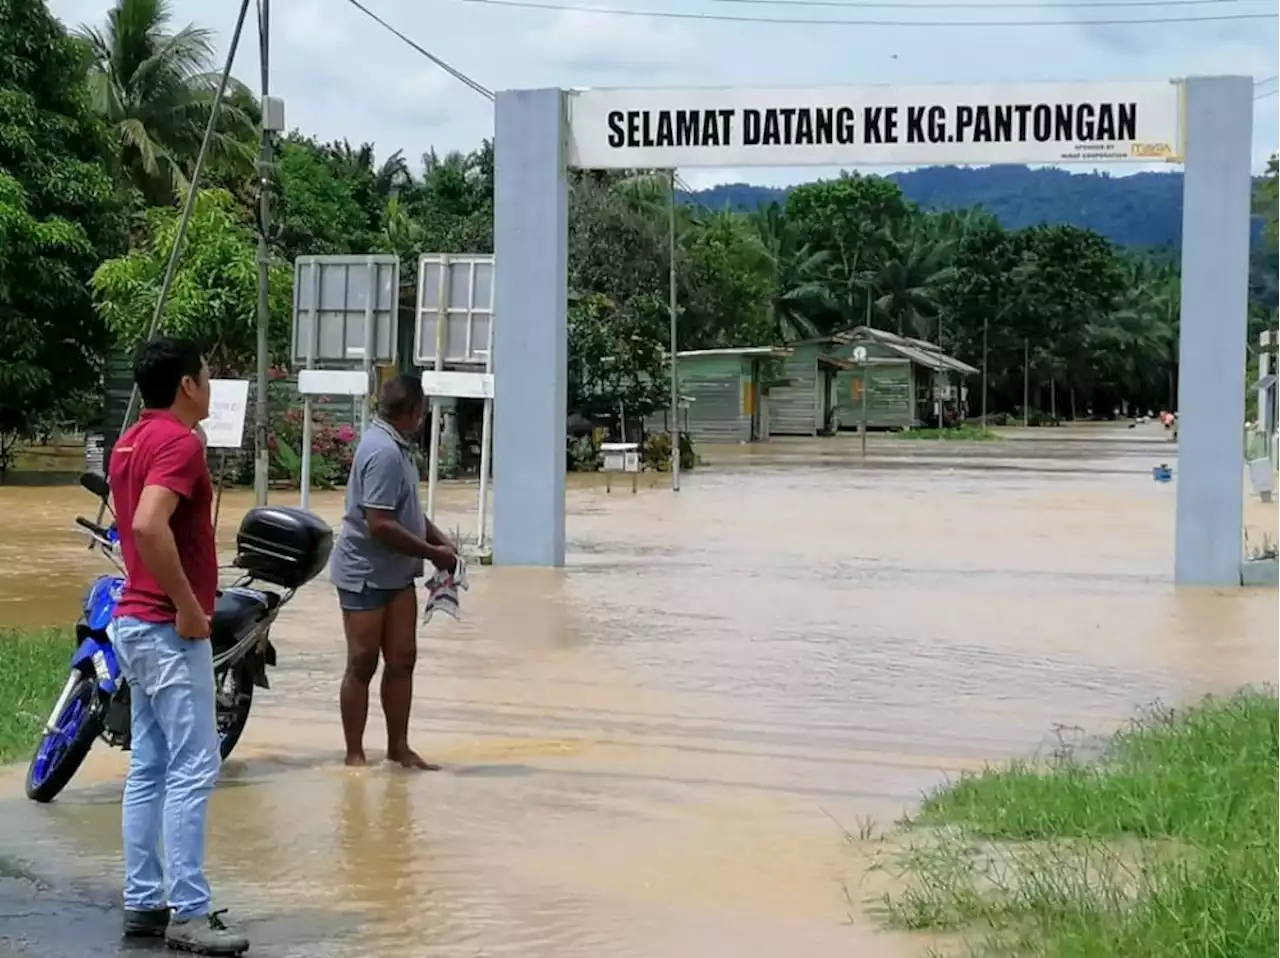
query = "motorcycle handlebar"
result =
(75, 515, 111, 541)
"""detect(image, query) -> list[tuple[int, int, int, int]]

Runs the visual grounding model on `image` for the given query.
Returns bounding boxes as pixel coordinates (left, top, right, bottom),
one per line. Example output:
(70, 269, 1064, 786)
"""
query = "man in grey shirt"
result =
(330, 375, 456, 769)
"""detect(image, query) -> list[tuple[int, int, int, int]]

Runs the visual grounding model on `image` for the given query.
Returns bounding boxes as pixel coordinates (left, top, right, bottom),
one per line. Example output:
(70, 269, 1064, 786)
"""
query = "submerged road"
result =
(1, 425, 1275, 957)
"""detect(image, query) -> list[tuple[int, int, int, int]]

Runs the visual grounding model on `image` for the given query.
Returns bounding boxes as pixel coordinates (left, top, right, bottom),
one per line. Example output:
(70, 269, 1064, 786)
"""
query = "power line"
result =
(1257, 88, 1278, 101)
(1257, 75, 1279, 87)
(700, 0, 1261, 8)
(336, 0, 1275, 95)
(341, 0, 493, 99)
(673, 174, 708, 206)
(460, 0, 1277, 25)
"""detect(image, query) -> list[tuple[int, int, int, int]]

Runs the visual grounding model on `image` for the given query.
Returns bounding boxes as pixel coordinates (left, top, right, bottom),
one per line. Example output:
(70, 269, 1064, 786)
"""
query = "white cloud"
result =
(382, 69, 455, 126)
(534, 9, 692, 77)
(43, 0, 1280, 180)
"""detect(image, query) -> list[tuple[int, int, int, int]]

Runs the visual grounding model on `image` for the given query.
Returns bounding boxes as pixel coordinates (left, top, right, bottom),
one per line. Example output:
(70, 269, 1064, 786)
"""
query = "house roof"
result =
(834, 326, 979, 376)
(676, 346, 792, 359)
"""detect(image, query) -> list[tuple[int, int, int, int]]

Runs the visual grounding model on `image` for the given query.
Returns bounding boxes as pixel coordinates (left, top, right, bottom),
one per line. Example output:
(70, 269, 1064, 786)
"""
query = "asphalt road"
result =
(0, 857, 352, 958)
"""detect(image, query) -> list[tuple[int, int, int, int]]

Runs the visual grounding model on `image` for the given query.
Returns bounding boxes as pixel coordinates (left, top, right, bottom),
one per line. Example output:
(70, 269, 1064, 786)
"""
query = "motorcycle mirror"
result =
(79, 472, 110, 502)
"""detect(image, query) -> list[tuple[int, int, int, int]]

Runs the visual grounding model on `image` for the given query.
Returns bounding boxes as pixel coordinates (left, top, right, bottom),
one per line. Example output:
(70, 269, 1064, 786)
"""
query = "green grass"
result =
(893, 425, 1001, 441)
(874, 689, 1279, 958)
(0, 628, 74, 764)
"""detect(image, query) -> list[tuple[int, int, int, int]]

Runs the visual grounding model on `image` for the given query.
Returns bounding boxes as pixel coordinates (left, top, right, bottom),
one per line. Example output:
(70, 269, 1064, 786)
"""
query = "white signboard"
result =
(420, 370, 495, 400)
(201, 379, 250, 449)
(566, 82, 1182, 169)
(297, 368, 369, 396)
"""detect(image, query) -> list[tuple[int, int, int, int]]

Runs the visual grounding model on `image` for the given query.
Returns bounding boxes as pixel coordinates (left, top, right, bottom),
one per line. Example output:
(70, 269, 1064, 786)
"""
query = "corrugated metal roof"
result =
(879, 341, 951, 371)
(835, 326, 978, 376)
(677, 346, 792, 359)
(920, 350, 979, 376)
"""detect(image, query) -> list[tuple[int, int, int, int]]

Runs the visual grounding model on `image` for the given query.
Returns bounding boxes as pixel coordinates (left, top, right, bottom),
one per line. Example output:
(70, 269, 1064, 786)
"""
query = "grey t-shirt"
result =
(329, 418, 425, 592)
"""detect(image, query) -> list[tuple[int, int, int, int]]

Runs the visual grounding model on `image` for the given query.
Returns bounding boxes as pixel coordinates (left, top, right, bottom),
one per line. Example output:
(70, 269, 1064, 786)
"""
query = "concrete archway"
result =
(490, 77, 1255, 586)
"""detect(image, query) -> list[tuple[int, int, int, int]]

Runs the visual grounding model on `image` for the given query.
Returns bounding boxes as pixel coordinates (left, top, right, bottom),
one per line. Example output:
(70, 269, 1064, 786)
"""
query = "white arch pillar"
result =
(1174, 76, 1253, 586)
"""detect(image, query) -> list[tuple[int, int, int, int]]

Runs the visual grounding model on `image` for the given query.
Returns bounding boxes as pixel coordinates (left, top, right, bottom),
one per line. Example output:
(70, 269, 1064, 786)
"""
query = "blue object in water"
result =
(1152, 464, 1173, 483)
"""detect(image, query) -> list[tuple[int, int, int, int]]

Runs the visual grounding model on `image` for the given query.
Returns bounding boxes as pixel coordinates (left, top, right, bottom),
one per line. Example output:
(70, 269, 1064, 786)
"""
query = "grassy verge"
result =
(875, 689, 1278, 957)
(0, 628, 73, 764)
(894, 425, 1000, 441)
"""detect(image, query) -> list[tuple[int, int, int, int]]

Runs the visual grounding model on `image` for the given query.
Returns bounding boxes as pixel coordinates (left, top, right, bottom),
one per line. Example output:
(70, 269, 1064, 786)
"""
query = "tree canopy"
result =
(75, 0, 257, 204)
(5, 0, 1276, 469)
(0, 0, 126, 470)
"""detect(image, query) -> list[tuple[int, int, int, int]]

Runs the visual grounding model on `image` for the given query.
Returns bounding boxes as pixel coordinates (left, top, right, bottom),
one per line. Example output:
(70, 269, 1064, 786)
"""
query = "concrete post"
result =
(440, 397, 459, 479)
(1175, 76, 1254, 586)
(492, 89, 568, 566)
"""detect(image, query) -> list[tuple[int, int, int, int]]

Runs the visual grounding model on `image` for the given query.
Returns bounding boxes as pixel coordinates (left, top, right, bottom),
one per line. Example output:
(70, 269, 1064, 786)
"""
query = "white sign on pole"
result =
(298, 368, 370, 397)
(566, 82, 1182, 169)
(201, 379, 250, 449)
(420, 370, 495, 400)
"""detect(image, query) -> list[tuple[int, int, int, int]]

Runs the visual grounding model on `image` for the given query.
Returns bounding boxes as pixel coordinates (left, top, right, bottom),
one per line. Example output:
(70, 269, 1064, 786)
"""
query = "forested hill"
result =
(688, 166, 1187, 249)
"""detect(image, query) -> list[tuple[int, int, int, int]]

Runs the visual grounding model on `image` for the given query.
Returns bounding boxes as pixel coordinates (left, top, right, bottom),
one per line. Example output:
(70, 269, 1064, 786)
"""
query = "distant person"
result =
(330, 375, 457, 770)
(108, 338, 248, 956)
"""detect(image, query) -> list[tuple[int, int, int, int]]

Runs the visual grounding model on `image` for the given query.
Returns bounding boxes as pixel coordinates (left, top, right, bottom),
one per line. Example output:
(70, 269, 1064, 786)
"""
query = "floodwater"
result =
(0, 424, 1276, 958)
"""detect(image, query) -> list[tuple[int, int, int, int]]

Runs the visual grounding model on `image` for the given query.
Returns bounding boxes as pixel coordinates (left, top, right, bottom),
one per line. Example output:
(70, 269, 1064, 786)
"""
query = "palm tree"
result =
(751, 202, 830, 342)
(77, 0, 257, 204)
(375, 194, 423, 262)
(863, 221, 958, 339)
(374, 150, 412, 199)
(1099, 256, 1179, 408)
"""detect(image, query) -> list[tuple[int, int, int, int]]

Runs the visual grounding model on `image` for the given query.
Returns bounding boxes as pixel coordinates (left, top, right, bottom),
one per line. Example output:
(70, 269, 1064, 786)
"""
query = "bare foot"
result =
(387, 748, 441, 771)
(344, 751, 368, 767)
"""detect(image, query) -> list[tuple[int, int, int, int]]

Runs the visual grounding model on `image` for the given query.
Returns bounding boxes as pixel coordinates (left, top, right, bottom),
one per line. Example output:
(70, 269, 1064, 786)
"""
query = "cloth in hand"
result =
(422, 555, 469, 624)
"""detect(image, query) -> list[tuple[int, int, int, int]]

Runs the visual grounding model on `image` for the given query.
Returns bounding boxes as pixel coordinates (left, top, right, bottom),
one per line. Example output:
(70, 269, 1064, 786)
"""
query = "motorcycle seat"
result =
(212, 588, 270, 642)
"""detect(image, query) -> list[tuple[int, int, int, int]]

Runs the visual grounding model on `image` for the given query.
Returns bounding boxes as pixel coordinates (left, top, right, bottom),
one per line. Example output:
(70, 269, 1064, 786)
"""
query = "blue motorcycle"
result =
(25, 472, 330, 803)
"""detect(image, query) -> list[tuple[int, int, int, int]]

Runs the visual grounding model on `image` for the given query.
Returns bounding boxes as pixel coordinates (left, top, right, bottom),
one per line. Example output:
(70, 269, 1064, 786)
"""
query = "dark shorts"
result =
(335, 585, 412, 613)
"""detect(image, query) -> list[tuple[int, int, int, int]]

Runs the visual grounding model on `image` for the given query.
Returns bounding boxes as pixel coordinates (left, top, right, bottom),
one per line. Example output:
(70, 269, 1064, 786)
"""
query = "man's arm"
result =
(360, 448, 455, 572)
(423, 516, 455, 551)
(133, 435, 208, 636)
(366, 510, 455, 572)
(133, 487, 203, 616)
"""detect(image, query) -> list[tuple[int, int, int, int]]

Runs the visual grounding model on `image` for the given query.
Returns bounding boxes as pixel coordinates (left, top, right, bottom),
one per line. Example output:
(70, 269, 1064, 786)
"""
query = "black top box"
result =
(234, 506, 333, 589)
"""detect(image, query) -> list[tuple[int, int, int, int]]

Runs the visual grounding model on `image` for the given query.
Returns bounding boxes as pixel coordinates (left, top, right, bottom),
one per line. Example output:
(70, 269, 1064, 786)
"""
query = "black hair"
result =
(134, 338, 205, 409)
(378, 374, 425, 421)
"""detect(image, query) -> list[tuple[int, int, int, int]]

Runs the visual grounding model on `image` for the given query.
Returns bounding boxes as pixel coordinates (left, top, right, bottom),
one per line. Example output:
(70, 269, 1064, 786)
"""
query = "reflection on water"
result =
(0, 425, 1276, 957)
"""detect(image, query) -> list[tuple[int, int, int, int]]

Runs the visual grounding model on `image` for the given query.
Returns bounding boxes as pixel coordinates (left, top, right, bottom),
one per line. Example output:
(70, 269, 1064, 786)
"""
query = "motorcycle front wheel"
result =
(25, 674, 105, 803)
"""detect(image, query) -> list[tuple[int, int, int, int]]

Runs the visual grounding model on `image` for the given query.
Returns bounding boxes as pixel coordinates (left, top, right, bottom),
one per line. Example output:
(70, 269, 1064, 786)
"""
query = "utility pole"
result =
(668, 169, 680, 492)
(253, 0, 280, 507)
(1023, 337, 1030, 427)
(981, 316, 989, 424)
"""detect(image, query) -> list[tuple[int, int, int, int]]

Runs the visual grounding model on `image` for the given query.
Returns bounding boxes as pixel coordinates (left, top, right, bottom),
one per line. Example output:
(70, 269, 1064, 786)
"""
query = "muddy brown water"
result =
(0, 424, 1276, 957)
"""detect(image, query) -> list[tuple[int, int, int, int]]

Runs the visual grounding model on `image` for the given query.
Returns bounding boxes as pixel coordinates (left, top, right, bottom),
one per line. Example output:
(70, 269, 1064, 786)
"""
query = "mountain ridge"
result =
(685, 165, 1193, 249)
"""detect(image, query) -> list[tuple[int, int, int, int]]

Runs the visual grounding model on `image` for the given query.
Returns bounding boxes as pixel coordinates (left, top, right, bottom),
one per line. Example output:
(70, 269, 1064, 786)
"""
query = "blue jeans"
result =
(111, 616, 221, 920)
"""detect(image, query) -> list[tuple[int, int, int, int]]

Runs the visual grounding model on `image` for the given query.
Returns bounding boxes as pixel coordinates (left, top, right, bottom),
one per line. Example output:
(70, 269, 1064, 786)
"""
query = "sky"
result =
(46, 0, 1280, 191)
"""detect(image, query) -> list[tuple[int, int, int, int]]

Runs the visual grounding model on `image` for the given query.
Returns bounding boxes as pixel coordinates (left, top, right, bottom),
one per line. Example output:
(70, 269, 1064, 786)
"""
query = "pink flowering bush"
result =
(268, 393, 358, 489)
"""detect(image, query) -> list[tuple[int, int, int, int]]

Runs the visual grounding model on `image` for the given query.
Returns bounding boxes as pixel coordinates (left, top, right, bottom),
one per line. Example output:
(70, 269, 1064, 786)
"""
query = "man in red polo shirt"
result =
(108, 338, 247, 956)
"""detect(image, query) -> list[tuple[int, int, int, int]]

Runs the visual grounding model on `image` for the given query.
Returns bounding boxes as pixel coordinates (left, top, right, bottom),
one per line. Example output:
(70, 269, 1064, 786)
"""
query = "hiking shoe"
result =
(165, 909, 249, 955)
(123, 906, 170, 938)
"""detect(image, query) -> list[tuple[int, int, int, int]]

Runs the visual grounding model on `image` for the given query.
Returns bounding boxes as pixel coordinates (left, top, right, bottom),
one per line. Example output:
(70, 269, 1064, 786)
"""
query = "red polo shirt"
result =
(108, 410, 218, 622)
